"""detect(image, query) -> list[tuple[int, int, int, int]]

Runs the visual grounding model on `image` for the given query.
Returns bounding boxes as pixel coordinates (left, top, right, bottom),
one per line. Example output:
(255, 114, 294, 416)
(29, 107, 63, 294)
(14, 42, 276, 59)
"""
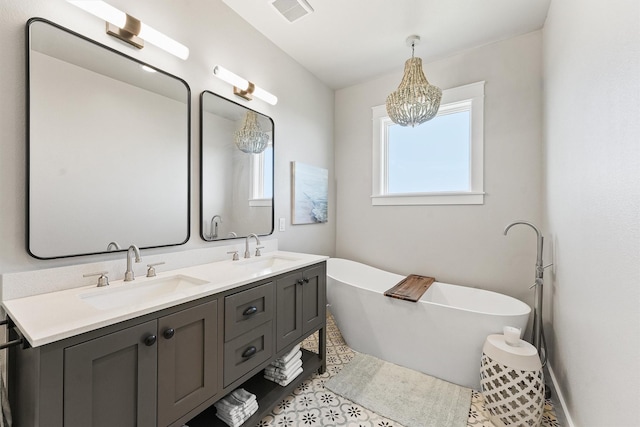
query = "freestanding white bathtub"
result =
(326, 258, 531, 390)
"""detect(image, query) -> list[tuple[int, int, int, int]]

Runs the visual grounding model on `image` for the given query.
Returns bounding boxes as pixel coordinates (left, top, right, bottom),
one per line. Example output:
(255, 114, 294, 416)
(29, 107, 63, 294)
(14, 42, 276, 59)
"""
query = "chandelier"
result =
(386, 35, 442, 127)
(234, 110, 270, 154)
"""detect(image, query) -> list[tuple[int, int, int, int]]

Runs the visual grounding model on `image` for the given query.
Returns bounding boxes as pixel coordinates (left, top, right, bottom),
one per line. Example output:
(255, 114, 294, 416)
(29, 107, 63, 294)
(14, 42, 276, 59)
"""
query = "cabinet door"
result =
(157, 300, 219, 427)
(276, 271, 303, 352)
(301, 264, 327, 335)
(63, 320, 157, 427)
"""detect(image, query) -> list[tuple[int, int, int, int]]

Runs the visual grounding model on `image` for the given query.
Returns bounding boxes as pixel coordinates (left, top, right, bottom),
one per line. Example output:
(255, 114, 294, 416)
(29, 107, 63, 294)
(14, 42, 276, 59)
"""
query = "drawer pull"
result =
(163, 328, 175, 339)
(241, 346, 257, 358)
(144, 335, 157, 346)
(243, 306, 258, 316)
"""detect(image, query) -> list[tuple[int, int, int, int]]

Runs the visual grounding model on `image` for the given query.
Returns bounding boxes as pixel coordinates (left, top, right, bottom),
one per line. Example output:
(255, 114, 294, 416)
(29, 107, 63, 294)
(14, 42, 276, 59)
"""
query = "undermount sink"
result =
(233, 255, 299, 271)
(80, 275, 209, 310)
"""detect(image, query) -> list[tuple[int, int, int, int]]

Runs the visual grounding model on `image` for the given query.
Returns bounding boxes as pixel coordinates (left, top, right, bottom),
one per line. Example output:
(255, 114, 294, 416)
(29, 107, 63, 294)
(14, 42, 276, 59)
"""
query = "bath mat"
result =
(384, 274, 435, 302)
(326, 352, 471, 427)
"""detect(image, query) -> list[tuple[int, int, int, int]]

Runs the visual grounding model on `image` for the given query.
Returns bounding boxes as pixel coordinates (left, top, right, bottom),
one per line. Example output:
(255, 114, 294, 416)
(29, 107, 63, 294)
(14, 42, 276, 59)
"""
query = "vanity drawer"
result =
(223, 321, 273, 387)
(224, 281, 274, 342)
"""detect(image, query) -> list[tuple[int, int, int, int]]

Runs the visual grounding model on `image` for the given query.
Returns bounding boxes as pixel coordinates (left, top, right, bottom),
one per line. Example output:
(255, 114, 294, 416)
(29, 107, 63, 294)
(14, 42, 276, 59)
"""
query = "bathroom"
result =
(0, 0, 638, 426)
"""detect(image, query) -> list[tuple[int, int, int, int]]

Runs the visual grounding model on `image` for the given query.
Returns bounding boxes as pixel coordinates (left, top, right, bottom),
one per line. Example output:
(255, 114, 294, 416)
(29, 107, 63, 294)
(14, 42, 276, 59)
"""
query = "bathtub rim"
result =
(326, 257, 531, 318)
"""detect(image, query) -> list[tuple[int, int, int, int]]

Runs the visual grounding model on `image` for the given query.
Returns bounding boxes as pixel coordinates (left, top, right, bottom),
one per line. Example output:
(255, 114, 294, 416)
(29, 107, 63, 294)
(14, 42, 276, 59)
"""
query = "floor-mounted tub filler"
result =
(326, 258, 531, 390)
(504, 220, 552, 367)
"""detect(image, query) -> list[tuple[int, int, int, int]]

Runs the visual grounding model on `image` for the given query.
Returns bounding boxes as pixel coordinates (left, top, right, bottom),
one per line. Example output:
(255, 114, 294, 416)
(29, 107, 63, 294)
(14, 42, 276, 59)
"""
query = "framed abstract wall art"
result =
(291, 161, 328, 224)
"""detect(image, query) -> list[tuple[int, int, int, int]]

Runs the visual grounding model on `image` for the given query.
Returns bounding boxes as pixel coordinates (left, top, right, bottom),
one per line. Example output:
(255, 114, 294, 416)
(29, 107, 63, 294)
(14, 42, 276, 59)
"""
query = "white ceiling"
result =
(221, 0, 551, 89)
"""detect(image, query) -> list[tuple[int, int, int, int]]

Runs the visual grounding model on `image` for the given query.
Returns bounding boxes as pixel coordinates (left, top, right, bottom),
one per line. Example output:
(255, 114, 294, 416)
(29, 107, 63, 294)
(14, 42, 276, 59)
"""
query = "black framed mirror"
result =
(200, 91, 274, 241)
(27, 18, 191, 259)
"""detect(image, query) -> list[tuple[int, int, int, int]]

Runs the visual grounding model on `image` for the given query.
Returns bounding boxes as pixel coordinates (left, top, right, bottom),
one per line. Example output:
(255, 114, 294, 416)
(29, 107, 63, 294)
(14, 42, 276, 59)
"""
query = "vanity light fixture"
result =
(213, 65, 278, 105)
(66, 0, 190, 60)
(386, 35, 441, 127)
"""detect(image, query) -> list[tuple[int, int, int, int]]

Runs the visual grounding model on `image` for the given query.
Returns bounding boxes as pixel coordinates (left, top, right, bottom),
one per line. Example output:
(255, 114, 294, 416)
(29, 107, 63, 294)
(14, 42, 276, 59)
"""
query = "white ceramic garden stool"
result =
(480, 334, 544, 427)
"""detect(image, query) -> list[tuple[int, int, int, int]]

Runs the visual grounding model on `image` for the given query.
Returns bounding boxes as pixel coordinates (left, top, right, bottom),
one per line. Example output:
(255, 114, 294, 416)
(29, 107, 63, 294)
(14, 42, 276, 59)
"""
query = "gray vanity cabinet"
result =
(9, 298, 221, 427)
(157, 300, 219, 427)
(9, 261, 327, 427)
(276, 264, 326, 352)
(63, 320, 158, 427)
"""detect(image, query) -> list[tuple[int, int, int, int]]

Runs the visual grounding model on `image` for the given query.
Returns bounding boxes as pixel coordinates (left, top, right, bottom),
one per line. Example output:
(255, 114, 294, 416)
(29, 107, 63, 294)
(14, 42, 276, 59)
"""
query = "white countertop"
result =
(1, 251, 327, 348)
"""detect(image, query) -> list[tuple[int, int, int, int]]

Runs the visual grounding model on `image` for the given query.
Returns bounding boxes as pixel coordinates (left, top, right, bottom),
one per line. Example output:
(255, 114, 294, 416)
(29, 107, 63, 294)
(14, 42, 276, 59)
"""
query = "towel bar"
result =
(0, 318, 27, 350)
(0, 339, 23, 351)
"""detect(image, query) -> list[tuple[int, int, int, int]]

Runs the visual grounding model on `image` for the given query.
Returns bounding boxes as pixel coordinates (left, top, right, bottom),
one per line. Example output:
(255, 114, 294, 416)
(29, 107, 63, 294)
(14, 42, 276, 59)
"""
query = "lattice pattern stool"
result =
(480, 334, 544, 427)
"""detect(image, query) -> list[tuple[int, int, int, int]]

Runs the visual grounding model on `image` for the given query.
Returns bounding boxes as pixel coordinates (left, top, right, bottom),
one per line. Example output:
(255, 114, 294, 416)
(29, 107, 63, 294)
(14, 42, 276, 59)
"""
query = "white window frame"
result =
(371, 81, 485, 205)
(249, 141, 273, 207)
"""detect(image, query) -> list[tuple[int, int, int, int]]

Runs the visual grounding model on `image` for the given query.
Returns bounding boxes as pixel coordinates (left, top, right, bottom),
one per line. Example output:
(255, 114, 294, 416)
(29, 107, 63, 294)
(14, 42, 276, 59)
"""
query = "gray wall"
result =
(543, 0, 640, 425)
(334, 32, 544, 307)
(0, 0, 336, 275)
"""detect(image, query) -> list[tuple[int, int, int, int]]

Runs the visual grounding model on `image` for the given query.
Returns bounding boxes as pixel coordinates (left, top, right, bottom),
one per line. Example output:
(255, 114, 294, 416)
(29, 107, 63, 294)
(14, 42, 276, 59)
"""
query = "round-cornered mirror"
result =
(200, 91, 274, 241)
(27, 18, 191, 259)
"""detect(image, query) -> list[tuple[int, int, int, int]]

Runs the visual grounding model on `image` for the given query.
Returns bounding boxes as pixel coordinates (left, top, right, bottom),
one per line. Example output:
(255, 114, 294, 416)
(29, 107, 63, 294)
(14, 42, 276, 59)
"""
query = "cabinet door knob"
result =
(303, 277, 310, 283)
(241, 346, 257, 358)
(243, 306, 258, 316)
(163, 328, 175, 339)
(144, 335, 157, 346)
(297, 279, 304, 286)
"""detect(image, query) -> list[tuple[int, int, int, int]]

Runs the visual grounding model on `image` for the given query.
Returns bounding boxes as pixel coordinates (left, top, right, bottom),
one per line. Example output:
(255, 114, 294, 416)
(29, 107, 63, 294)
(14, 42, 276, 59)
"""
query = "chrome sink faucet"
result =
(244, 233, 261, 258)
(210, 215, 222, 239)
(124, 244, 141, 282)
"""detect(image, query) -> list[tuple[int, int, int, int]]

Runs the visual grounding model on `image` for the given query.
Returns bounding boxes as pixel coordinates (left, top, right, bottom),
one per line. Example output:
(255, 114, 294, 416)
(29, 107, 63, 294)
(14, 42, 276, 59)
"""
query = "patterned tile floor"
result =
(255, 311, 560, 427)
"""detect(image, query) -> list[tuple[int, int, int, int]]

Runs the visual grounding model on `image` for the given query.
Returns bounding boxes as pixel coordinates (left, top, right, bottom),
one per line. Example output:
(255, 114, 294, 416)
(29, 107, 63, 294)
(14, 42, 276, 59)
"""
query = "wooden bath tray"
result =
(384, 274, 435, 302)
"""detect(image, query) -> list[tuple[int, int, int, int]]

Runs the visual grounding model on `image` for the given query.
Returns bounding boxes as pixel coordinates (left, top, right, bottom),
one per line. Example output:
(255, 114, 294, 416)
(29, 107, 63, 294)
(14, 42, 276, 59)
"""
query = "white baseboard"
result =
(547, 364, 576, 427)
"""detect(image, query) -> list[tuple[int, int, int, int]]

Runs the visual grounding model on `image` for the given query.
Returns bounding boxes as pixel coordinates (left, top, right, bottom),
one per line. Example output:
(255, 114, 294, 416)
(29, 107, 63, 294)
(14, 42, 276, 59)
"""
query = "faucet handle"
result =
(255, 246, 264, 257)
(529, 278, 544, 289)
(227, 250, 239, 261)
(84, 271, 110, 287)
(146, 262, 165, 277)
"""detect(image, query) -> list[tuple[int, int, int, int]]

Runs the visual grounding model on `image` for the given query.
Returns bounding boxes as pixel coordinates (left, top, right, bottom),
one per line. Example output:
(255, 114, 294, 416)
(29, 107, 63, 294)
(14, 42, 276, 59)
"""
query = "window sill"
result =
(249, 198, 273, 207)
(371, 192, 485, 206)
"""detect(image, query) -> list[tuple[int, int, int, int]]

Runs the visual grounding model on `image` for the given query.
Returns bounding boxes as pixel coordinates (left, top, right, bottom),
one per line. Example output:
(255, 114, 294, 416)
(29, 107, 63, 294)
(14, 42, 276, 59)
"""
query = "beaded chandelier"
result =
(234, 110, 270, 154)
(386, 35, 442, 127)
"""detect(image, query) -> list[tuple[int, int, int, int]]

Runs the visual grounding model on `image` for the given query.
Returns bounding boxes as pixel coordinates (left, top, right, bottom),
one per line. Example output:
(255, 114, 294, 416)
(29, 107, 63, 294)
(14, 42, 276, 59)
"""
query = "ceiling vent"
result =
(270, 0, 314, 23)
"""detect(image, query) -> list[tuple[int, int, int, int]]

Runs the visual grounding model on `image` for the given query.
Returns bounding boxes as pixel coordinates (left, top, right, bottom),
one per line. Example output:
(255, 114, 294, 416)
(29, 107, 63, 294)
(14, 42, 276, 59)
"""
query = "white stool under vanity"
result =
(480, 329, 544, 427)
(2, 251, 327, 427)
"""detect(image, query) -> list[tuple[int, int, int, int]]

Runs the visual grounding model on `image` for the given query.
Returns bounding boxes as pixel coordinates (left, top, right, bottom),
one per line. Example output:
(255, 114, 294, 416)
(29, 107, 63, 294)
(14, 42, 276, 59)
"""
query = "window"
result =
(249, 143, 273, 206)
(372, 81, 485, 205)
